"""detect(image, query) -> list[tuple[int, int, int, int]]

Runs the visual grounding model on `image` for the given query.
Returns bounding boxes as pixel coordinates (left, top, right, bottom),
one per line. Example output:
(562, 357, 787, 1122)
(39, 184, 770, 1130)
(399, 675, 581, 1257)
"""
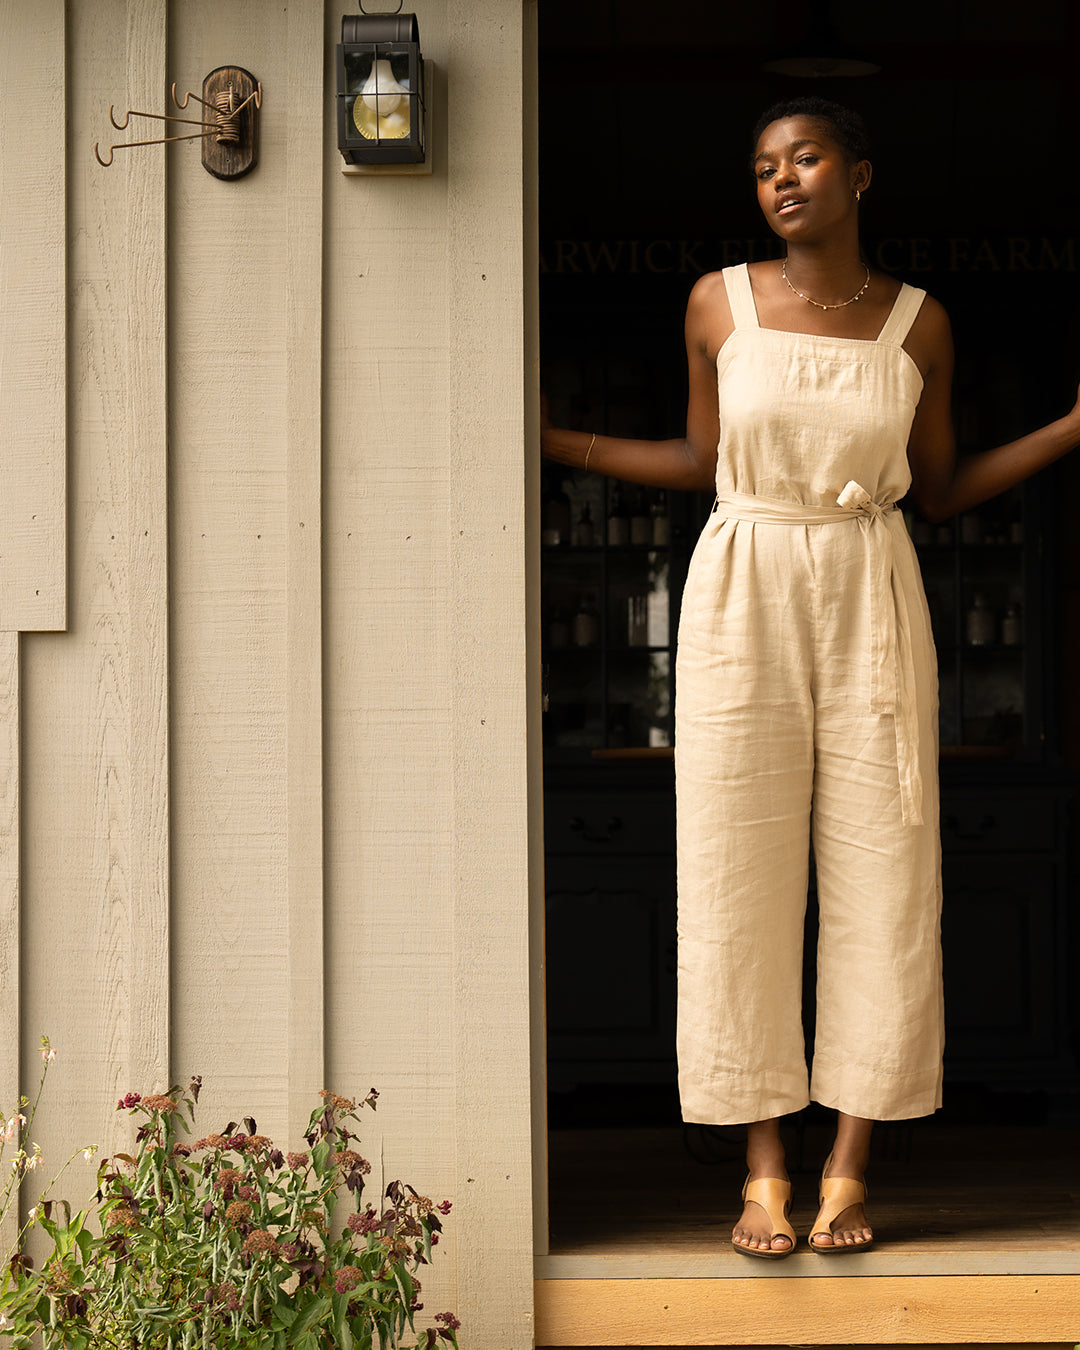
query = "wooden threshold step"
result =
(534, 1274, 1080, 1345)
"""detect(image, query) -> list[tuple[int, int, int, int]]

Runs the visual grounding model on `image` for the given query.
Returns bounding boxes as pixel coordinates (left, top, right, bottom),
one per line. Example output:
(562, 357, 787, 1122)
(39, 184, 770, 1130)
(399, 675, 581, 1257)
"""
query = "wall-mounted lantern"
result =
(337, 3, 425, 166)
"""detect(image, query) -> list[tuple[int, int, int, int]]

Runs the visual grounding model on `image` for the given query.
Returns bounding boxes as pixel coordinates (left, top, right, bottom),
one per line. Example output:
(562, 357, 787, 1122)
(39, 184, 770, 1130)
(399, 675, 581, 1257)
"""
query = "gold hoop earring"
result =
(855, 188, 862, 202)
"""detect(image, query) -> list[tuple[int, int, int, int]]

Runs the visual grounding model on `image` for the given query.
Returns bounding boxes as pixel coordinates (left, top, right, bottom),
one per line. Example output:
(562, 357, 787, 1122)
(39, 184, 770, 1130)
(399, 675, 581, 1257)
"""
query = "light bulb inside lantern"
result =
(351, 58, 411, 140)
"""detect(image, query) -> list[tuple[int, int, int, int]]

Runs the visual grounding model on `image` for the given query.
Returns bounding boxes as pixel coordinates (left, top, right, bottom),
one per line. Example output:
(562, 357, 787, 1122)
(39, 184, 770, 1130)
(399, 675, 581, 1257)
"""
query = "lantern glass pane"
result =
(344, 48, 414, 143)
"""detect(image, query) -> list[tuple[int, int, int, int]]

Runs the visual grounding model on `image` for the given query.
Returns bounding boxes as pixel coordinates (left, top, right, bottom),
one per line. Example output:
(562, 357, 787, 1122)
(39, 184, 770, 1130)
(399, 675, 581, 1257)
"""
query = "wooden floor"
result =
(540, 1122, 1080, 1278)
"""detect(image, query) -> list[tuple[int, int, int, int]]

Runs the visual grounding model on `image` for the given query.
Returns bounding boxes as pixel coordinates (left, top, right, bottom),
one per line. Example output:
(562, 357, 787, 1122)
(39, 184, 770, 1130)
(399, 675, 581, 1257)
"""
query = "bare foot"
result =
(732, 1175, 794, 1254)
(809, 1155, 873, 1249)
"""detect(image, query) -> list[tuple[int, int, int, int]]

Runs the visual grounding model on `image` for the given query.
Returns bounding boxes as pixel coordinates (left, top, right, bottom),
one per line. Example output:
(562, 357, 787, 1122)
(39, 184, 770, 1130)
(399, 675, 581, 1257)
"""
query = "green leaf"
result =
(270, 1296, 297, 1328)
(391, 1265, 414, 1317)
(311, 1139, 331, 1177)
(289, 1293, 331, 1340)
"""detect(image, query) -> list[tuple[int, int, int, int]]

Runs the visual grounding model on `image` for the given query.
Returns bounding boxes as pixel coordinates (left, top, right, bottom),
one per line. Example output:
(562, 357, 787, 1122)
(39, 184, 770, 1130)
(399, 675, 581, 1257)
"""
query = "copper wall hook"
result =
(94, 67, 261, 179)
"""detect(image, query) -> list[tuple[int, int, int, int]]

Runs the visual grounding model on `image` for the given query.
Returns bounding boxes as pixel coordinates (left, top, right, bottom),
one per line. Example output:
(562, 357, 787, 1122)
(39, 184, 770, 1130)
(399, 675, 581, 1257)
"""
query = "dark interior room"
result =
(538, 0, 1080, 1267)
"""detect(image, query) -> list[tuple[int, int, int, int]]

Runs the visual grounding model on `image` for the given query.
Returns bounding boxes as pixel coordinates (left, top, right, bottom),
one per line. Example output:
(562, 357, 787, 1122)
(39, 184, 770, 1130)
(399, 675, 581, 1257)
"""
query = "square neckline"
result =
(716, 263, 926, 391)
(742, 262, 908, 346)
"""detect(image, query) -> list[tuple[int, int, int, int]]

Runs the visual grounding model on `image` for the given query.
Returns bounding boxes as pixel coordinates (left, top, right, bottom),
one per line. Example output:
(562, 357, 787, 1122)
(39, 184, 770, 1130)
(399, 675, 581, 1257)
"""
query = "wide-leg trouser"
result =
(674, 513, 943, 1125)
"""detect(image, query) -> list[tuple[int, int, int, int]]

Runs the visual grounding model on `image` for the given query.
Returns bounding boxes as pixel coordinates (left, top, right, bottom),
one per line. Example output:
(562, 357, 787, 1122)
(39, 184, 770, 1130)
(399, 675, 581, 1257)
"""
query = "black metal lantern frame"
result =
(337, 8, 425, 166)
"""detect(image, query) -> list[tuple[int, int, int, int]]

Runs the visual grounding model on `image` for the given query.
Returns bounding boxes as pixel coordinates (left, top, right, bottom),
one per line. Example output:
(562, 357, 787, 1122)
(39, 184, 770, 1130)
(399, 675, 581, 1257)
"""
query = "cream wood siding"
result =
(1, 2, 539, 1346)
(0, 0, 67, 632)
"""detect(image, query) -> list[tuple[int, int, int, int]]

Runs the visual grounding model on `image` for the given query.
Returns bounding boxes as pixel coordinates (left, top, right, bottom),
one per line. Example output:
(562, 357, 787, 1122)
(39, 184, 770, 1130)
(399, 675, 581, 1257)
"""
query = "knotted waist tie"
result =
(711, 480, 923, 827)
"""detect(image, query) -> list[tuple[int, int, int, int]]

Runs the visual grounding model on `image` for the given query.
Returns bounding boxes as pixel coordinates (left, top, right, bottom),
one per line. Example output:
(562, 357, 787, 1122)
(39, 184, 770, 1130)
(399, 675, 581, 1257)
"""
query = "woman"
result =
(541, 96, 1080, 1257)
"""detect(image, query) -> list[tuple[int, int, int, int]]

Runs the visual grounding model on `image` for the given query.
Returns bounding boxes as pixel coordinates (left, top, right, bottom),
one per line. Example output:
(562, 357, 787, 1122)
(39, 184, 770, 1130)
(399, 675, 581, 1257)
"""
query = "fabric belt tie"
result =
(711, 480, 922, 827)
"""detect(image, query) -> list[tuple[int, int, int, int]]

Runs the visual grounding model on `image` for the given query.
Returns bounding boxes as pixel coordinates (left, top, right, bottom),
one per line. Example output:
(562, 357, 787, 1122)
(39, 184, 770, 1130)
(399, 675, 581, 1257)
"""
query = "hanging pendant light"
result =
(762, 0, 880, 78)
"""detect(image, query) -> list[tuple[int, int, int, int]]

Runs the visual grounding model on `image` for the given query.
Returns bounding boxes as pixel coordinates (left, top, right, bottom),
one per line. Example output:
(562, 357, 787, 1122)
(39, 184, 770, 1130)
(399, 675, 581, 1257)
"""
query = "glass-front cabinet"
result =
(915, 482, 1048, 759)
(541, 467, 706, 760)
(541, 471, 1051, 763)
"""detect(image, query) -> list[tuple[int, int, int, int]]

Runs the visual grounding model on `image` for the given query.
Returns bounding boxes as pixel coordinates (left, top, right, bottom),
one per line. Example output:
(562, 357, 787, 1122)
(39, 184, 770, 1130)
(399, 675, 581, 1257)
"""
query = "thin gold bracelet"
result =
(583, 432, 597, 472)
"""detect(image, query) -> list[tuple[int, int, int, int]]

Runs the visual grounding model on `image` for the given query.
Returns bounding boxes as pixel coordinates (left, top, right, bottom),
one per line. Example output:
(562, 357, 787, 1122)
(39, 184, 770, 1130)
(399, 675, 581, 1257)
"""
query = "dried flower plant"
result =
(1, 1039, 97, 1277)
(0, 1075, 460, 1349)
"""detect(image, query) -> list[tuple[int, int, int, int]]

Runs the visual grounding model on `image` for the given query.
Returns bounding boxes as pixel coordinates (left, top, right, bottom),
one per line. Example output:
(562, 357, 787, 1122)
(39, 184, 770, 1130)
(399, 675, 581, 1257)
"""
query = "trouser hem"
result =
(679, 1076, 811, 1126)
(811, 1056, 943, 1122)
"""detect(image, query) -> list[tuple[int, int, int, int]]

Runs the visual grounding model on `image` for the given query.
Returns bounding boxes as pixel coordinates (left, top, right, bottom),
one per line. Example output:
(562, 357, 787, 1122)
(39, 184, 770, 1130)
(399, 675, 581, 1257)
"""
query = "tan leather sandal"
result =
(808, 1164, 874, 1253)
(731, 1176, 797, 1259)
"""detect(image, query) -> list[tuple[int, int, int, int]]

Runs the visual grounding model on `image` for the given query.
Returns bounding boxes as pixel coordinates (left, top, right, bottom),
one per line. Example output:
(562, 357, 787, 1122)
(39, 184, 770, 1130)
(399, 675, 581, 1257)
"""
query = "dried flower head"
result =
(106, 1204, 138, 1231)
(286, 1151, 310, 1170)
(116, 1093, 142, 1110)
(140, 1094, 177, 1114)
(347, 1207, 381, 1237)
(318, 1090, 357, 1112)
(192, 1133, 229, 1152)
(44, 1261, 73, 1295)
(225, 1201, 252, 1226)
(214, 1168, 243, 1191)
(332, 1149, 372, 1174)
(334, 1266, 363, 1294)
(241, 1229, 282, 1258)
(216, 1281, 242, 1312)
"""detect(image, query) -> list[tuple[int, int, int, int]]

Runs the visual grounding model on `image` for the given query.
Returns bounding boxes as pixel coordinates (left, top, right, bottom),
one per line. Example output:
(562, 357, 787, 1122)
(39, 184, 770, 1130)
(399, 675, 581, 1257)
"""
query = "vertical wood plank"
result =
(321, 0, 458, 1325)
(447, 2, 535, 1345)
(0, 0, 67, 631)
(124, 0, 170, 1094)
(0, 632, 19, 1255)
(285, 0, 326, 1141)
(17, 0, 169, 1207)
(168, 0, 295, 1139)
(521, 0, 549, 1264)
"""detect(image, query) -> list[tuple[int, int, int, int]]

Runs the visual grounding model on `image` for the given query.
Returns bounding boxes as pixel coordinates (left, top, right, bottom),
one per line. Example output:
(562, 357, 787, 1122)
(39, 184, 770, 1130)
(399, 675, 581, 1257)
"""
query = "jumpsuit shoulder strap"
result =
(722, 263, 760, 330)
(876, 283, 927, 346)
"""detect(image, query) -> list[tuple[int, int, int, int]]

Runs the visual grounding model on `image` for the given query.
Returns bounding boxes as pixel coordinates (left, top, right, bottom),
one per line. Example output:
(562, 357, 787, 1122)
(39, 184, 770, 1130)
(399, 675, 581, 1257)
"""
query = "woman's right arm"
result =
(540, 273, 728, 493)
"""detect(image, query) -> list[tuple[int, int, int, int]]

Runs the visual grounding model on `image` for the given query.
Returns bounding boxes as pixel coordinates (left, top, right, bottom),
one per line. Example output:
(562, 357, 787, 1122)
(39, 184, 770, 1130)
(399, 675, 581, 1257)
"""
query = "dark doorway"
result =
(538, 0, 1080, 1271)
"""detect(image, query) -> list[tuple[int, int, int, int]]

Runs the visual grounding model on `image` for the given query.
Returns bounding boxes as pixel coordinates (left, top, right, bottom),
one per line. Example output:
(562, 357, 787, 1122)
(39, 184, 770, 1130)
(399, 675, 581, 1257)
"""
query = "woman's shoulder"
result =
(688, 269, 733, 300)
(685, 271, 735, 356)
(686, 269, 734, 321)
(904, 290, 953, 377)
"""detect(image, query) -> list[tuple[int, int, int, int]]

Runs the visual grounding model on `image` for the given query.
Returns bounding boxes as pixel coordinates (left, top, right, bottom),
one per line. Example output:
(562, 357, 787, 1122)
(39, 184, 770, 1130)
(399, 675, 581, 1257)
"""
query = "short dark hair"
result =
(751, 98, 870, 167)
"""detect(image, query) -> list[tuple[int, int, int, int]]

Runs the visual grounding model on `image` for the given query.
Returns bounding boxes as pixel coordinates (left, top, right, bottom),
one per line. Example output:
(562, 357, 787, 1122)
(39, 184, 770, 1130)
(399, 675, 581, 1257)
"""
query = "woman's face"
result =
(752, 116, 866, 242)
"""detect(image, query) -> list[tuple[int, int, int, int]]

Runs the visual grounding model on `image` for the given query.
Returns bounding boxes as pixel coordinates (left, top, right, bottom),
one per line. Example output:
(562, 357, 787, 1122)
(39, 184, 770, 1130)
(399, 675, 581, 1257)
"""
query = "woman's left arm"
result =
(906, 297, 1080, 522)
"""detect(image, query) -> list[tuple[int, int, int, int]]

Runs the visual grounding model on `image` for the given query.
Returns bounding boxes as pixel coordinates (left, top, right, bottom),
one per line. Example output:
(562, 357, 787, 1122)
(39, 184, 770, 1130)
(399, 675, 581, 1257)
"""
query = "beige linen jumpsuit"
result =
(675, 263, 944, 1125)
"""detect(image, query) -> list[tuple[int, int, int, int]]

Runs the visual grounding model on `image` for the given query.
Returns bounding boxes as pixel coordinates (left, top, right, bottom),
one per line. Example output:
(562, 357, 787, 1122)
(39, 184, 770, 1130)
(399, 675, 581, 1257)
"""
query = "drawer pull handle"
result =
(569, 815, 623, 844)
(943, 813, 996, 840)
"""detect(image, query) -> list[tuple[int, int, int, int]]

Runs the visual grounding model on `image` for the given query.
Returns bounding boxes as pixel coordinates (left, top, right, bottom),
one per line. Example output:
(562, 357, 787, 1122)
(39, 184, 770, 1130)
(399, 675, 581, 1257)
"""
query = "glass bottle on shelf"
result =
(630, 488, 652, 546)
(1001, 603, 1022, 647)
(543, 474, 571, 546)
(965, 592, 995, 647)
(607, 484, 629, 546)
(651, 490, 669, 546)
(572, 502, 595, 548)
(572, 593, 599, 647)
(627, 593, 648, 647)
(548, 606, 570, 649)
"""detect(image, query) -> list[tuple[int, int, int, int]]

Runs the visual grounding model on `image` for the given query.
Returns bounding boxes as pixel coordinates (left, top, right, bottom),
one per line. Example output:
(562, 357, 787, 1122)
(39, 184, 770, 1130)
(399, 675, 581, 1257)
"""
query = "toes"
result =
(771, 1234, 792, 1251)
